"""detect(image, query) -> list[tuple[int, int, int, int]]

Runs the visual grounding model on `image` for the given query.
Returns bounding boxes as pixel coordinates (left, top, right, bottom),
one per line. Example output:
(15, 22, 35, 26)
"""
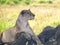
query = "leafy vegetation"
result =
(39, 0, 52, 3)
(0, 0, 52, 5)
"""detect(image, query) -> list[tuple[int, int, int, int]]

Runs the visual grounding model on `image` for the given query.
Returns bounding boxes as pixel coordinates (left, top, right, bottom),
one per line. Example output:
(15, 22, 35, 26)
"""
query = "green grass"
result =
(0, 13, 18, 32)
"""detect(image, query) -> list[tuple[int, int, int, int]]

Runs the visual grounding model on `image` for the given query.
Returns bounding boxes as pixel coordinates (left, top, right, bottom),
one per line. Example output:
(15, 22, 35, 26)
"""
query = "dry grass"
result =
(0, 4, 60, 35)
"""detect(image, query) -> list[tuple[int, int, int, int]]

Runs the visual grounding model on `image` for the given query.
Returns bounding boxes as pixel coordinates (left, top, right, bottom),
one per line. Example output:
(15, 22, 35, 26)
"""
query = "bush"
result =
(0, 0, 6, 4)
(39, 1, 46, 3)
(0, 0, 22, 5)
(39, 0, 53, 4)
(24, 0, 32, 5)
(0, 0, 53, 5)
(48, 1, 52, 3)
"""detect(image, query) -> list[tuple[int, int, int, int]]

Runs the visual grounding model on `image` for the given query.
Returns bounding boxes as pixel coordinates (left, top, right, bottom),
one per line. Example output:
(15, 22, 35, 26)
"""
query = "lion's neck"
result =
(15, 16, 34, 34)
(16, 15, 29, 28)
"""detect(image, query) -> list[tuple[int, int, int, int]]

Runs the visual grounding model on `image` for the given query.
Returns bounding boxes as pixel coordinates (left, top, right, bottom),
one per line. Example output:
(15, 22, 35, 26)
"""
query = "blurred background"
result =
(0, 0, 60, 35)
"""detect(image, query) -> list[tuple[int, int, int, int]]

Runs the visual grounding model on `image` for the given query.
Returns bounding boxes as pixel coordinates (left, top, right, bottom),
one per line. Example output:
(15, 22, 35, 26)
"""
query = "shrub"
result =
(39, 0, 53, 4)
(0, 0, 22, 5)
(0, 0, 6, 4)
(24, 0, 32, 5)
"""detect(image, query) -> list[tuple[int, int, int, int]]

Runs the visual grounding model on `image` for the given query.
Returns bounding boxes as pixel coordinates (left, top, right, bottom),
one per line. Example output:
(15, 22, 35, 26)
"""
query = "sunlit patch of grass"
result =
(0, 20, 7, 32)
(0, 13, 18, 32)
(34, 14, 60, 35)
(29, 7, 60, 35)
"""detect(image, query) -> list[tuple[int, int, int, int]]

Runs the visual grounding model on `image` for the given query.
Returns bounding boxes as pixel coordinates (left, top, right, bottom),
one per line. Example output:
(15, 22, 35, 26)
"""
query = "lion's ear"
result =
(28, 9, 30, 11)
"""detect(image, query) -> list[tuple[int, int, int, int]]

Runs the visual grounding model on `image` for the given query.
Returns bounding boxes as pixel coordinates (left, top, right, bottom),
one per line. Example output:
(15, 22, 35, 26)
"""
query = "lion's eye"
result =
(27, 12, 29, 14)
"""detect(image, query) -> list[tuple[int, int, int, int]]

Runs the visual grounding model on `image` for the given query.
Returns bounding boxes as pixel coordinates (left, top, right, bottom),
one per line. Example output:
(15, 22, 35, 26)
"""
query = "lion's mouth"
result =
(30, 17, 35, 20)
